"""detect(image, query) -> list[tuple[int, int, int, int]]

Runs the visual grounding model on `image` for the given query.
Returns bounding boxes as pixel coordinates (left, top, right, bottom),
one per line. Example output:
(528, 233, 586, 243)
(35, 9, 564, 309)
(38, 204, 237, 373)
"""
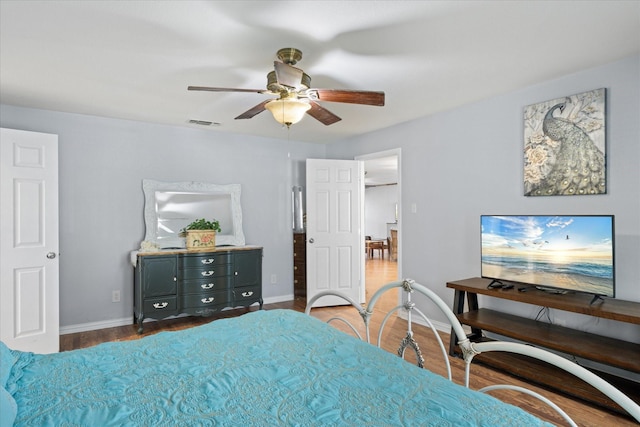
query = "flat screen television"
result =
(481, 215, 615, 298)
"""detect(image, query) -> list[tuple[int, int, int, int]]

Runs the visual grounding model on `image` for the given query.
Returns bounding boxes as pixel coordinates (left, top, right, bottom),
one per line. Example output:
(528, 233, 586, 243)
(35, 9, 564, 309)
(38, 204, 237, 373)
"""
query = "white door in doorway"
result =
(0, 128, 60, 353)
(306, 159, 364, 307)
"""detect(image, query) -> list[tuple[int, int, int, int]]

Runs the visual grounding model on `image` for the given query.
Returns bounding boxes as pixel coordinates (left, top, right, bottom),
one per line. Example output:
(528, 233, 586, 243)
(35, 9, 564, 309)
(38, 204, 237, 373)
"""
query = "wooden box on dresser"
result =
(134, 246, 263, 333)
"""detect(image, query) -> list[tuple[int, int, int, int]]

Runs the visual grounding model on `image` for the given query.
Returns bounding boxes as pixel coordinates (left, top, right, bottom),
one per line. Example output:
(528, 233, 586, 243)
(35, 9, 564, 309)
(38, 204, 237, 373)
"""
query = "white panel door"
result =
(306, 159, 363, 307)
(1, 128, 59, 353)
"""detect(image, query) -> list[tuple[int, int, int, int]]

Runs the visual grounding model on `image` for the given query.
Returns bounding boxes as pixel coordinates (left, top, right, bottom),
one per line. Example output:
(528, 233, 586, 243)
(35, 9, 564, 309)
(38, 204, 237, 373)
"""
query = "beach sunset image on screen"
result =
(481, 215, 614, 297)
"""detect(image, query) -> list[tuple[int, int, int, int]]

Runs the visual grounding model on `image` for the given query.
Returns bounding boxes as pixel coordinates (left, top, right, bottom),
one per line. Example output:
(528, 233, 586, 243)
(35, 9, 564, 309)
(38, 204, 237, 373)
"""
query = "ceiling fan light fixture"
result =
(188, 48, 384, 127)
(265, 97, 311, 127)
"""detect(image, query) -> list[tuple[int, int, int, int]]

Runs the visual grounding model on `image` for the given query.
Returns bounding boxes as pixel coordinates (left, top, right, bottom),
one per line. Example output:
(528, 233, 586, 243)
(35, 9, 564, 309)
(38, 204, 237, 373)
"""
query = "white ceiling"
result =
(364, 155, 398, 187)
(1, 1, 639, 145)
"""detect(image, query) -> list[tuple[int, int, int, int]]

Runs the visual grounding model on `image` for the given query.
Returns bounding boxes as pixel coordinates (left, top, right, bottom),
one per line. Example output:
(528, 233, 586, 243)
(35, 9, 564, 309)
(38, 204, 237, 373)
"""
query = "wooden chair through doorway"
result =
(365, 235, 385, 258)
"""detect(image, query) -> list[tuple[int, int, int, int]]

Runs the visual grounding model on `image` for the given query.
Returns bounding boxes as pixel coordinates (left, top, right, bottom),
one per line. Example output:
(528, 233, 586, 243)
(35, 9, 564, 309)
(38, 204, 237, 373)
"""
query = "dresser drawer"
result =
(181, 290, 230, 308)
(180, 253, 231, 268)
(234, 285, 261, 304)
(143, 296, 178, 316)
(181, 277, 231, 294)
(179, 263, 231, 280)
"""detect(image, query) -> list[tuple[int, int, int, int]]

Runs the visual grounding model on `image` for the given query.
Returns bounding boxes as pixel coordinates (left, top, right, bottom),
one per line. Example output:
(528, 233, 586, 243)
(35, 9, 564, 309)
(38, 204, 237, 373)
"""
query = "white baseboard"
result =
(396, 310, 455, 334)
(60, 317, 134, 335)
(60, 294, 296, 335)
(264, 294, 295, 305)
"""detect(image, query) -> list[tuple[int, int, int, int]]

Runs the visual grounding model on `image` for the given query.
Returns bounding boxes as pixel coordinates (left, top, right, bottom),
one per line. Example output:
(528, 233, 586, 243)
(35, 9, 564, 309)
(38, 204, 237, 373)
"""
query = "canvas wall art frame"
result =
(523, 88, 606, 196)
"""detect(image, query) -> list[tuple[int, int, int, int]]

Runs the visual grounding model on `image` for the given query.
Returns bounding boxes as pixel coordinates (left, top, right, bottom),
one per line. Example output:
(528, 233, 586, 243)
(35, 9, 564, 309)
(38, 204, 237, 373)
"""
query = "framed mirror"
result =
(142, 179, 245, 248)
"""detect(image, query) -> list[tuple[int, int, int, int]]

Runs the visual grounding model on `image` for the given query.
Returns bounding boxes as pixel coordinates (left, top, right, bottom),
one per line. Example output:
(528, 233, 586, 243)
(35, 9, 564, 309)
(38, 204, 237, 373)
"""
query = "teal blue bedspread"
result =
(3, 309, 551, 426)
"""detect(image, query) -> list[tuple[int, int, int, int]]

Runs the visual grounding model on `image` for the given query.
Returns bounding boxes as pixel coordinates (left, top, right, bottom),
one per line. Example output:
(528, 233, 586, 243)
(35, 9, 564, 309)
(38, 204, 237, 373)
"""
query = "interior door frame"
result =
(356, 148, 402, 288)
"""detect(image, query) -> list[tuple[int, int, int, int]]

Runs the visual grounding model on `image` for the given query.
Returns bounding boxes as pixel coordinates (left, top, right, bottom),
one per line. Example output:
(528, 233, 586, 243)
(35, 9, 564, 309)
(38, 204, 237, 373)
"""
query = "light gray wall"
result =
(327, 54, 640, 342)
(0, 106, 325, 328)
(2, 54, 638, 342)
(365, 185, 398, 238)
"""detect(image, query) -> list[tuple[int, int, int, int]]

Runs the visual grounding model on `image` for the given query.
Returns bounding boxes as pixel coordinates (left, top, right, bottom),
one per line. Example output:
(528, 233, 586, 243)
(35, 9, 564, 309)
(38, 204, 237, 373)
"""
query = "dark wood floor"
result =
(60, 258, 636, 427)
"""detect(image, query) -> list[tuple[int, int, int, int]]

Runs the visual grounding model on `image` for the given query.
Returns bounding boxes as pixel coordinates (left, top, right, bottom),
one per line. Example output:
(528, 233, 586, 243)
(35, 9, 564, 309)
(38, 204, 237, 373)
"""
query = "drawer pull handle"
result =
(201, 271, 214, 277)
(201, 283, 214, 289)
(153, 302, 169, 309)
(201, 258, 214, 264)
(242, 291, 253, 297)
(201, 297, 215, 304)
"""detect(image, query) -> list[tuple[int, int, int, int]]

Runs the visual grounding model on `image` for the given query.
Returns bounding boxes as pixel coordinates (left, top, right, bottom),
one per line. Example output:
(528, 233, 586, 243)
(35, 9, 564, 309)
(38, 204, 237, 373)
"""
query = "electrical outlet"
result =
(112, 290, 121, 303)
(270, 274, 277, 284)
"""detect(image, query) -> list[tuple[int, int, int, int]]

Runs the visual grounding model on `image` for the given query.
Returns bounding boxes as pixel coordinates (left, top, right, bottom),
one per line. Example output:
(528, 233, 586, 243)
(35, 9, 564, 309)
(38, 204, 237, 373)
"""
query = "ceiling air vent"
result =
(188, 119, 219, 126)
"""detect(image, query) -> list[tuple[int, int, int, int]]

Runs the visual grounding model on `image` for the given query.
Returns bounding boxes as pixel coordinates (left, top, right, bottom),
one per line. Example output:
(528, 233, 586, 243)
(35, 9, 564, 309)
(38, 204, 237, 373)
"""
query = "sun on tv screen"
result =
(481, 215, 615, 298)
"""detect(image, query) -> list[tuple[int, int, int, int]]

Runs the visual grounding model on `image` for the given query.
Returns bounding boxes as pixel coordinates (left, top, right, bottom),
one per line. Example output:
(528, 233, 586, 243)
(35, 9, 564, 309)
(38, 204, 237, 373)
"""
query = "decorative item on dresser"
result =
(181, 218, 221, 250)
(293, 232, 306, 297)
(134, 247, 263, 333)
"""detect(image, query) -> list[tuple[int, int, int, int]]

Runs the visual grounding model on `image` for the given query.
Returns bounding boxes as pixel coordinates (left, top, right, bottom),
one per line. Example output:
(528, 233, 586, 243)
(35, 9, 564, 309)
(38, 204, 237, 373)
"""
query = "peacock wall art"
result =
(523, 88, 606, 197)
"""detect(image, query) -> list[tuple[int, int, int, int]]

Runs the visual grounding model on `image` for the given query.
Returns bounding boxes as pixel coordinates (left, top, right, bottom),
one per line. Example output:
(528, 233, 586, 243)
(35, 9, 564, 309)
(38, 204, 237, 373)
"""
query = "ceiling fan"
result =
(188, 48, 385, 127)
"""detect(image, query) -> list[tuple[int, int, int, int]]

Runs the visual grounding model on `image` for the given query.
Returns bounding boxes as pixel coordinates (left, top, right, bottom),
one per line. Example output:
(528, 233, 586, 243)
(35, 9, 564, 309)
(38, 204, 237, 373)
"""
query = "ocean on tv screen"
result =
(481, 215, 614, 297)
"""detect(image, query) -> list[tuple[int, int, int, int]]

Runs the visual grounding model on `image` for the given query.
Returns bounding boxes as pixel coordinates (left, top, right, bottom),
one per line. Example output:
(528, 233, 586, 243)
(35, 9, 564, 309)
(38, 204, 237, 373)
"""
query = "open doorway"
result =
(356, 149, 401, 302)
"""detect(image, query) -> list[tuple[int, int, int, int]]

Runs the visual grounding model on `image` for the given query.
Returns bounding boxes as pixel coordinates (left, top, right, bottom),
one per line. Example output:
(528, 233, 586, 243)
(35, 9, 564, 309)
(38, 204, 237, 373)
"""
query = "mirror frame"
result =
(142, 179, 246, 247)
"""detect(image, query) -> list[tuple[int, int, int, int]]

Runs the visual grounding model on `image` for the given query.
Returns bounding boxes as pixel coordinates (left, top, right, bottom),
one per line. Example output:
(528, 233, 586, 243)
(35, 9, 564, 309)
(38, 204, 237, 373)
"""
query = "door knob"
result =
(309, 238, 314, 243)
(46, 252, 57, 259)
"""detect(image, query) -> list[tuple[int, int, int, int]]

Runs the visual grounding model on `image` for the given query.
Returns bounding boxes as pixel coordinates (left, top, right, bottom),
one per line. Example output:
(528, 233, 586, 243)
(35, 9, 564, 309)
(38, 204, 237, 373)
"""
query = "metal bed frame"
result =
(305, 278, 640, 426)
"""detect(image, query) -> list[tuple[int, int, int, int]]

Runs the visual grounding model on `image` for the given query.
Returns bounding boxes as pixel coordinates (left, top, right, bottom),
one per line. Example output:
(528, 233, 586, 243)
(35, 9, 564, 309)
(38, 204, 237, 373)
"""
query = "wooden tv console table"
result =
(446, 277, 640, 413)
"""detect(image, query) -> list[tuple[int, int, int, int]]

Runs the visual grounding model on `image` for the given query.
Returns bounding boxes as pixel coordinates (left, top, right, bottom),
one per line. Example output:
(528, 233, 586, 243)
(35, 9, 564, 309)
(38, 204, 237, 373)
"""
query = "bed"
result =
(2, 281, 639, 426)
(306, 279, 640, 427)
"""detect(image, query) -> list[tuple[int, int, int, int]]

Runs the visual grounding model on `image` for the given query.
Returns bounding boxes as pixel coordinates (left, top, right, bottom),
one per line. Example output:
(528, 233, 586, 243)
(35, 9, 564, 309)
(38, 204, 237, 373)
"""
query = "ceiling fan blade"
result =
(306, 101, 342, 126)
(310, 89, 385, 106)
(188, 86, 265, 93)
(235, 100, 271, 120)
(274, 62, 304, 89)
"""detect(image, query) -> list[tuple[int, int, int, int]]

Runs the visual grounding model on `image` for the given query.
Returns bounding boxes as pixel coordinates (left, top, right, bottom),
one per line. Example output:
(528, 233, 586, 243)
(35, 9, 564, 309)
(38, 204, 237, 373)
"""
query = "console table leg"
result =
(466, 292, 482, 338)
(449, 289, 466, 356)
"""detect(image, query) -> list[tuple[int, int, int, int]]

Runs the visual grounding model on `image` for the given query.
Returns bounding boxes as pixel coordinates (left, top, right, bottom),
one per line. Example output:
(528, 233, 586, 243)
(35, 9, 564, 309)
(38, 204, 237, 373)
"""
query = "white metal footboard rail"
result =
(466, 340, 640, 425)
(305, 278, 640, 424)
(305, 279, 470, 381)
